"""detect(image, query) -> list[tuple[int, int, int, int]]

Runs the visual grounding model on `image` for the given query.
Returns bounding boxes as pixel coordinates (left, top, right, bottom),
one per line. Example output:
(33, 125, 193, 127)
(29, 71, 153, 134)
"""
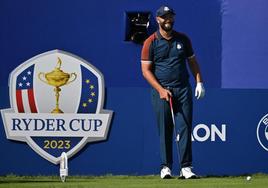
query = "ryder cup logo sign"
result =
(257, 114, 268, 151)
(1, 50, 113, 164)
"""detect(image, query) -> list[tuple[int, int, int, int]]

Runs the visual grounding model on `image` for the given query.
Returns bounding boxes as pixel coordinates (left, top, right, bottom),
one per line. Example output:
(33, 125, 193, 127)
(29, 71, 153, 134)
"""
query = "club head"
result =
(175, 134, 180, 142)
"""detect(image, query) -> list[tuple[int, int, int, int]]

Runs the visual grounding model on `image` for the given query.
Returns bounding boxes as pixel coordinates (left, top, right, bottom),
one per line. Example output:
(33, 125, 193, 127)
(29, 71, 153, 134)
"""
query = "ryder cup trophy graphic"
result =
(38, 57, 77, 113)
(1, 50, 114, 183)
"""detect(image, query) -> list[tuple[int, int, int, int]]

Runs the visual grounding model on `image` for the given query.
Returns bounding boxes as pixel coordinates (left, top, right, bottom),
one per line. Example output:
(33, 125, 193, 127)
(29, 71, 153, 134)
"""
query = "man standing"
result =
(141, 5, 205, 179)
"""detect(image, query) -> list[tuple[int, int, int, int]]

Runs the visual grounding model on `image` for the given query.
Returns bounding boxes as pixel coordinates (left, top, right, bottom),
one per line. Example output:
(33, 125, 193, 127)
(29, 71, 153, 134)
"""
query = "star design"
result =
(26, 82, 30, 86)
(85, 79, 90, 84)
(91, 92, 95, 97)
(82, 103, 87, 107)
(90, 85, 94, 89)
(22, 76, 27, 81)
(18, 83, 23, 87)
(88, 98, 93, 103)
(27, 71, 31, 75)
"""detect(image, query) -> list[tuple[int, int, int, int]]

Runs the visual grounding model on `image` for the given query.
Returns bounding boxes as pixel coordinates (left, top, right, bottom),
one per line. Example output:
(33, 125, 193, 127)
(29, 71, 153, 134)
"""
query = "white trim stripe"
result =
(141, 60, 152, 64)
(21, 89, 31, 113)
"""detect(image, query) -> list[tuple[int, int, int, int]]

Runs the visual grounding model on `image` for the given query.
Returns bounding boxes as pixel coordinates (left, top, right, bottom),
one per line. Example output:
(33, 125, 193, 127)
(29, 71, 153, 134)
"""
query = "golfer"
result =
(141, 5, 205, 179)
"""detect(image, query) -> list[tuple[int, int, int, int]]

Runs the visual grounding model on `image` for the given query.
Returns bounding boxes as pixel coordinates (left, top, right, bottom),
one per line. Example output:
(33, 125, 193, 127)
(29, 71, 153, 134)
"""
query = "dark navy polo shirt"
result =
(141, 30, 194, 87)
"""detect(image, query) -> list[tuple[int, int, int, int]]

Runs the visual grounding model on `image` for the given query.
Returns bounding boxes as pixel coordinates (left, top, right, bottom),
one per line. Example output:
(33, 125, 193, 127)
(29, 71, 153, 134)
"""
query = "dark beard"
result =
(160, 21, 174, 32)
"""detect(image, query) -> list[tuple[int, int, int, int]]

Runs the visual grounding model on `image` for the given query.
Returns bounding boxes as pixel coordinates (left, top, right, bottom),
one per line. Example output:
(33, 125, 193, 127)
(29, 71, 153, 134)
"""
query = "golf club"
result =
(169, 95, 181, 170)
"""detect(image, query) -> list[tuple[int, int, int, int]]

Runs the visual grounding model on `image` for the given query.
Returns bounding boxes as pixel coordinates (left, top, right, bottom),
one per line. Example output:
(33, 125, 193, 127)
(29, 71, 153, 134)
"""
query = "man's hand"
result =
(158, 88, 172, 101)
(195, 82, 205, 99)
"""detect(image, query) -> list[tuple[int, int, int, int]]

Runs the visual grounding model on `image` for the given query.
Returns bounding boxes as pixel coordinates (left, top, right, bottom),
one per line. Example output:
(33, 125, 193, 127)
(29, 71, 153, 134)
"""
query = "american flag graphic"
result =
(15, 64, 37, 113)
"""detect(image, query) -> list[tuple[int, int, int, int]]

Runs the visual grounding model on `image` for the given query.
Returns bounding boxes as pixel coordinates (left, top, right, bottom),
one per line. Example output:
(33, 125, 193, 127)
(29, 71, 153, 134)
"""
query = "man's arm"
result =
(187, 55, 205, 99)
(141, 63, 171, 101)
(187, 55, 203, 83)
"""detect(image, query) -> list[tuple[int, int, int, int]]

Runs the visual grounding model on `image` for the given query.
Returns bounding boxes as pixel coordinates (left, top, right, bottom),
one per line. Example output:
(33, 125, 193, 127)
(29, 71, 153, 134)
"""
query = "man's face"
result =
(157, 13, 175, 32)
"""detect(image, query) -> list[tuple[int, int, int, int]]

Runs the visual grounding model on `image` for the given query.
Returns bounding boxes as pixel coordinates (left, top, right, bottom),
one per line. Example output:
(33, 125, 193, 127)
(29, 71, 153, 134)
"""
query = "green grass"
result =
(0, 174, 267, 188)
